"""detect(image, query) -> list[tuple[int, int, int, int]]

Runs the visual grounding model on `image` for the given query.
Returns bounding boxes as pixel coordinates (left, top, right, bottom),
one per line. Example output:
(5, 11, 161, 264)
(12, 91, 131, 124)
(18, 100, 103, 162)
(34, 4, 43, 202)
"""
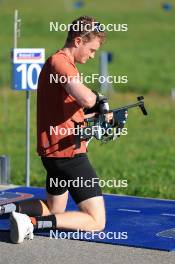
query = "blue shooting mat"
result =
(0, 187, 175, 251)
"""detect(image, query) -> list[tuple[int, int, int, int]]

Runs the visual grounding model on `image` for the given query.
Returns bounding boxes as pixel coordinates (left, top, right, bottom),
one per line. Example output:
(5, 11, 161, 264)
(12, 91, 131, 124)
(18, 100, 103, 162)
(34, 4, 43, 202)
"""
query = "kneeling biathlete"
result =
(1, 16, 147, 244)
(2, 16, 110, 244)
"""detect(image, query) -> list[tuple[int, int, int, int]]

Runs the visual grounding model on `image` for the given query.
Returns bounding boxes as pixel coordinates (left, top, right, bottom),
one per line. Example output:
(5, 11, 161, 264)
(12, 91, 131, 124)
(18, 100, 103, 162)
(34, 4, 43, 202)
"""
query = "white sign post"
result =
(12, 10, 45, 187)
(12, 48, 45, 187)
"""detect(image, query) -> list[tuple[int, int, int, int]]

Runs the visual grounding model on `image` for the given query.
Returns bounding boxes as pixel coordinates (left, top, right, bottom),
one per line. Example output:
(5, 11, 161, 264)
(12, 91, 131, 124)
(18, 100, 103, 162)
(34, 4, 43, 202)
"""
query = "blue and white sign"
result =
(12, 48, 45, 90)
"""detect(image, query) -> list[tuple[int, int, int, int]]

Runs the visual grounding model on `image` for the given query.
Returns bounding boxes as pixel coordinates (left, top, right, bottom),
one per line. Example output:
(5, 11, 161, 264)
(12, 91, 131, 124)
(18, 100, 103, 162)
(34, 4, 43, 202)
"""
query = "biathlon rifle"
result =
(75, 96, 148, 148)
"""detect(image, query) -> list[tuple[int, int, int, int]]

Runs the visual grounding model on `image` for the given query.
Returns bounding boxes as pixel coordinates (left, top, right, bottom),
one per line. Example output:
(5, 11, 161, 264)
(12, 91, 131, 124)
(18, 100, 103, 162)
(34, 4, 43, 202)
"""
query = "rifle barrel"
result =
(110, 101, 143, 112)
(85, 99, 147, 122)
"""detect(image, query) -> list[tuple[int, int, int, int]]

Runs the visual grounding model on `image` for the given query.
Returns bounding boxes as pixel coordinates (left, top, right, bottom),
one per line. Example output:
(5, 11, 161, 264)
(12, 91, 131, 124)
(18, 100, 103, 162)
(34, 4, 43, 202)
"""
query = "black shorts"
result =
(41, 153, 102, 204)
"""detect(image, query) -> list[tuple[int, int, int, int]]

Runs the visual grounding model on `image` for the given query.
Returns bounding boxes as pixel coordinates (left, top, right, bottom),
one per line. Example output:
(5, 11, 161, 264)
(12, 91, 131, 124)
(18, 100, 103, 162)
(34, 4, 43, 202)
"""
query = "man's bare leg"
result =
(54, 196, 106, 231)
(10, 194, 105, 244)
(14, 193, 105, 231)
(17, 191, 68, 216)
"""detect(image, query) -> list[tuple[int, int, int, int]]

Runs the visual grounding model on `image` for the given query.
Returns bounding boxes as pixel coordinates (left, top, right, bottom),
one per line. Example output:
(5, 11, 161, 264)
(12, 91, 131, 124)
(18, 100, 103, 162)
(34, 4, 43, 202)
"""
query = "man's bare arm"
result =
(64, 80, 96, 108)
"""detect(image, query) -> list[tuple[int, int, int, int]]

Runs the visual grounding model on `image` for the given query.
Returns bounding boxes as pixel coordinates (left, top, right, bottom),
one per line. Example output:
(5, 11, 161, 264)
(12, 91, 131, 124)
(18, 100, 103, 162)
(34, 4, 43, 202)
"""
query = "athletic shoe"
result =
(10, 211, 34, 244)
(0, 203, 16, 215)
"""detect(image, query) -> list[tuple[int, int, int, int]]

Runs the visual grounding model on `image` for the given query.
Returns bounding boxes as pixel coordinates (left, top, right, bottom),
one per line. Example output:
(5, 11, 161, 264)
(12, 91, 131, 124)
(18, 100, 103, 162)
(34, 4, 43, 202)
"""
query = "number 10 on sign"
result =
(12, 48, 45, 91)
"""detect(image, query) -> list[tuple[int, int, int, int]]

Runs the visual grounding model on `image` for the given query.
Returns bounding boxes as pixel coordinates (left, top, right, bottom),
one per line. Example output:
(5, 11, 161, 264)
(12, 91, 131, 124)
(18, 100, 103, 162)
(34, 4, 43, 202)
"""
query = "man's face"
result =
(74, 36, 101, 64)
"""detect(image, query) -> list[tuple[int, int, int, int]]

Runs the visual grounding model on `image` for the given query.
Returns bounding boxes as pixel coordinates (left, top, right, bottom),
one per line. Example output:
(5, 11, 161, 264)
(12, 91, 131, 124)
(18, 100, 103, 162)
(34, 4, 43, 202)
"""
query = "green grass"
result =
(0, 0, 175, 199)
(0, 89, 175, 199)
(0, 0, 175, 93)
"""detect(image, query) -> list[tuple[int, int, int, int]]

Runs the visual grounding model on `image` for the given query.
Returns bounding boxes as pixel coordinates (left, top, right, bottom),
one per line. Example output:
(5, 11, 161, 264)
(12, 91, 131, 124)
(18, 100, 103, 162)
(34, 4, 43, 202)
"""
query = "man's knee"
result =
(94, 217, 106, 231)
(78, 196, 106, 231)
(84, 212, 106, 231)
(47, 191, 68, 214)
(47, 200, 66, 214)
